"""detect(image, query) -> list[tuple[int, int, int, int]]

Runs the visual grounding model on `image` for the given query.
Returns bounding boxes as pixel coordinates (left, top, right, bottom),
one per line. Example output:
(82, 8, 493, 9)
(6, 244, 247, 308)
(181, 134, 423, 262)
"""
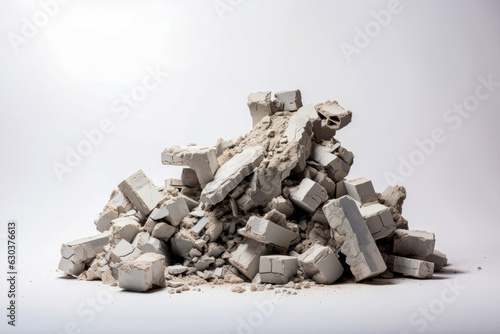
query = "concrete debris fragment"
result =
(298, 244, 343, 284)
(323, 196, 387, 281)
(58, 89, 445, 293)
(384, 255, 434, 279)
(259, 255, 298, 284)
(393, 229, 435, 258)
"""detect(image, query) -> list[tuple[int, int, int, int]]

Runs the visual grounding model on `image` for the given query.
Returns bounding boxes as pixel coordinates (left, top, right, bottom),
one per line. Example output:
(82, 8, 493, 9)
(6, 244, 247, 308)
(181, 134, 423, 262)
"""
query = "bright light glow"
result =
(44, 2, 178, 85)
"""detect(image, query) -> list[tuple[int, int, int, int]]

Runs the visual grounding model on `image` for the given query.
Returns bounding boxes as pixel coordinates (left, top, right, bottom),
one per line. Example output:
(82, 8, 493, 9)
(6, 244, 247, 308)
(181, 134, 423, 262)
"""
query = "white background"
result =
(1, 0, 499, 333)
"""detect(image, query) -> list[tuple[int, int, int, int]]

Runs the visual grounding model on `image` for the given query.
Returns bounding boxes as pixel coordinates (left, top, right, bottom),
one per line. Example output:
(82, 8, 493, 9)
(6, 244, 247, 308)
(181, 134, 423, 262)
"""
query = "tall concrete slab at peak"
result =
(201, 146, 265, 205)
(323, 196, 386, 282)
(161, 145, 218, 188)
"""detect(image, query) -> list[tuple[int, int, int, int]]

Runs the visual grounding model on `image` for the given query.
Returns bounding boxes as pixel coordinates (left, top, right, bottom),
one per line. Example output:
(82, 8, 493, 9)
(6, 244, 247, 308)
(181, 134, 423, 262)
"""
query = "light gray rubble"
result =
(58, 89, 446, 292)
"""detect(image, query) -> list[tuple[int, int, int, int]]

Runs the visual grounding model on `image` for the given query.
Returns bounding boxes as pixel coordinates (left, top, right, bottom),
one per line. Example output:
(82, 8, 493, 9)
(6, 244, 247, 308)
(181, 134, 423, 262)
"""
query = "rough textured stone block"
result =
(248, 91, 273, 127)
(393, 229, 435, 258)
(359, 203, 396, 240)
(118, 170, 163, 216)
(344, 177, 378, 205)
(384, 255, 434, 279)
(323, 196, 386, 281)
(109, 217, 141, 244)
(150, 197, 190, 227)
(161, 145, 218, 188)
(229, 238, 272, 280)
(275, 89, 302, 111)
(311, 143, 350, 182)
(423, 250, 447, 272)
(238, 216, 297, 249)
(298, 244, 344, 284)
(259, 255, 298, 284)
(289, 178, 328, 213)
(201, 146, 265, 205)
(314, 100, 352, 130)
(118, 253, 166, 292)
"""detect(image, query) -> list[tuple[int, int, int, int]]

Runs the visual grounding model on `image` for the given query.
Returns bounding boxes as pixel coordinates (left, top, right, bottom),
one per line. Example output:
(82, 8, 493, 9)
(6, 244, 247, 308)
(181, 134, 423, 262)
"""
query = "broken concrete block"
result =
(60, 232, 110, 265)
(304, 166, 336, 197)
(181, 168, 199, 188)
(170, 230, 196, 259)
(265, 196, 294, 217)
(194, 255, 215, 271)
(161, 145, 218, 188)
(150, 197, 190, 227)
(289, 178, 328, 213)
(140, 236, 168, 257)
(259, 255, 298, 284)
(58, 257, 86, 276)
(335, 180, 347, 198)
(201, 146, 265, 205)
(168, 264, 188, 275)
(344, 177, 378, 205)
(359, 203, 396, 240)
(229, 238, 272, 280)
(323, 196, 387, 281)
(393, 229, 435, 258)
(298, 244, 344, 284)
(423, 250, 447, 272)
(214, 266, 227, 279)
(248, 91, 273, 127)
(191, 217, 208, 235)
(314, 100, 352, 130)
(179, 195, 198, 211)
(131, 232, 150, 249)
(378, 185, 406, 213)
(238, 216, 297, 249)
(152, 222, 176, 242)
(275, 89, 302, 111)
(284, 104, 315, 172)
(310, 143, 350, 182)
(94, 189, 133, 232)
(109, 217, 141, 244)
(118, 253, 166, 292)
(118, 170, 163, 216)
(384, 255, 434, 279)
(109, 239, 142, 264)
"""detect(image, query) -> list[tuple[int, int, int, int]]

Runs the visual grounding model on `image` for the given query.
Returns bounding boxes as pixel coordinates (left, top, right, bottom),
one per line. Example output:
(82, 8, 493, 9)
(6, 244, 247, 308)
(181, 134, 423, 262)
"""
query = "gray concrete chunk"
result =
(161, 145, 218, 188)
(298, 244, 344, 284)
(423, 250, 447, 272)
(393, 229, 435, 258)
(248, 91, 273, 127)
(384, 255, 434, 279)
(118, 170, 163, 216)
(275, 89, 302, 111)
(259, 255, 298, 284)
(201, 146, 265, 205)
(150, 197, 190, 227)
(289, 178, 328, 213)
(311, 143, 350, 182)
(344, 177, 378, 205)
(238, 216, 297, 249)
(229, 239, 272, 280)
(118, 253, 166, 292)
(323, 196, 387, 282)
(314, 100, 352, 130)
(359, 203, 396, 240)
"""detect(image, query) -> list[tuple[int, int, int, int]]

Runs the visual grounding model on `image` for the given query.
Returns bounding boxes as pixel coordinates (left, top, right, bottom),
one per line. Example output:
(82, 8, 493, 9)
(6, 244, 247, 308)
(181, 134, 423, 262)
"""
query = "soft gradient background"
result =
(1, 0, 499, 333)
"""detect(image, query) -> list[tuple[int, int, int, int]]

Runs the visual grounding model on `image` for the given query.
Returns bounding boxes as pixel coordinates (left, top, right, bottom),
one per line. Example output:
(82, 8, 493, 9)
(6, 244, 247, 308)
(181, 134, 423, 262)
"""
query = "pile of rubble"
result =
(58, 89, 447, 292)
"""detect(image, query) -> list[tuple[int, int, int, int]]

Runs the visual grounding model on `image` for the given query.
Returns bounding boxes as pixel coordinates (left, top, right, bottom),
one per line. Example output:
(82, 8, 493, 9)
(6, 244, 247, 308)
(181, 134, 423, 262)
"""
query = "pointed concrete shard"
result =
(359, 203, 396, 240)
(201, 146, 265, 205)
(384, 255, 434, 279)
(314, 100, 352, 130)
(323, 196, 386, 282)
(161, 145, 218, 188)
(298, 244, 344, 284)
(118, 253, 166, 292)
(393, 229, 435, 258)
(229, 238, 272, 280)
(118, 170, 163, 216)
(238, 216, 297, 249)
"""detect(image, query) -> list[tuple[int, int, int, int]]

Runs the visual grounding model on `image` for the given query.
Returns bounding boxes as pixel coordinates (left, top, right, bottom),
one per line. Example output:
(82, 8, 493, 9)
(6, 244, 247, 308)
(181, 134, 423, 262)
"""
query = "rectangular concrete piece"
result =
(259, 255, 298, 284)
(238, 216, 297, 249)
(314, 100, 352, 130)
(161, 145, 218, 188)
(298, 244, 344, 284)
(118, 169, 163, 216)
(385, 255, 434, 279)
(359, 203, 396, 240)
(229, 238, 272, 280)
(323, 196, 387, 282)
(201, 146, 265, 205)
(248, 91, 273, 127)
(275, 89, 302, 111)
(310, 143, 350, 182)
(118, 253, 166, 292)
(393, 229, 435, 258)
(289, 178, 328, 213)
(423, 250, 447, 271)
(344, 177, 378, 205)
